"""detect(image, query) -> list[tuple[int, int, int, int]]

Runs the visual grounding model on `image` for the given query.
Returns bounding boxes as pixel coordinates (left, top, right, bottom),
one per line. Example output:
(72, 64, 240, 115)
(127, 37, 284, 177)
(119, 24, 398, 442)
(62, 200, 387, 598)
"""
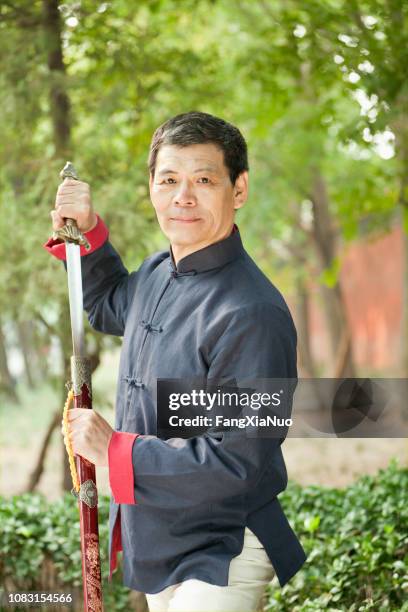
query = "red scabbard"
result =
(71, 355, 104, 612)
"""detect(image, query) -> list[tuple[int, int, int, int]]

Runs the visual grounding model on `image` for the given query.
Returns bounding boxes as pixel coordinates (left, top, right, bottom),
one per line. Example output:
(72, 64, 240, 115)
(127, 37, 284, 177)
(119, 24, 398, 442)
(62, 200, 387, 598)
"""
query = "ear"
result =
(233, 171, 248, 210)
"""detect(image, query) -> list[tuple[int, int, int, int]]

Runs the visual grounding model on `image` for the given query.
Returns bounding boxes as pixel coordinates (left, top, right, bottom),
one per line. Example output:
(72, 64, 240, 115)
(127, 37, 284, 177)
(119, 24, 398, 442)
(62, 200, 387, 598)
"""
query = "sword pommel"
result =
(54, 161, 91, 250)
(60, 161, 79, 181)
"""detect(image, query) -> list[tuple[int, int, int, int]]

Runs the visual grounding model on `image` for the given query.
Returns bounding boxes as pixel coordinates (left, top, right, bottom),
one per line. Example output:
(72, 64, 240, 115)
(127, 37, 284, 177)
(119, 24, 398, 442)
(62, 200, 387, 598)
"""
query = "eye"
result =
(162, 177, 176, 184)
(198, 177, 211, 184)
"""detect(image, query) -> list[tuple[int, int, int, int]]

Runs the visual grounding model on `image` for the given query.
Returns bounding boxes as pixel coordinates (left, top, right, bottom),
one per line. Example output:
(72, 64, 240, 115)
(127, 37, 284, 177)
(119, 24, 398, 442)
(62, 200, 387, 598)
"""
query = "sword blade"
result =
(66, 242, 85, 357)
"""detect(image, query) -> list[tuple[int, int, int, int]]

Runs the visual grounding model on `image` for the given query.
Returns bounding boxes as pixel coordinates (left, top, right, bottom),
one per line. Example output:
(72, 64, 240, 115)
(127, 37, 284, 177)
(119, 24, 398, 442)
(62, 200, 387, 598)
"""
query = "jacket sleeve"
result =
(43, 215, 138, 337)
(108, 302, 298, 508)
(74, 241, 138, 337)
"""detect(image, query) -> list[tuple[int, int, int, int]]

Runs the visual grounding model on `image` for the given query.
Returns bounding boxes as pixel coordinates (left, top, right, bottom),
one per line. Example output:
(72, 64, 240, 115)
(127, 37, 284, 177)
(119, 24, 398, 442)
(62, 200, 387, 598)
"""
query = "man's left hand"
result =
(62, 408, 114, 467)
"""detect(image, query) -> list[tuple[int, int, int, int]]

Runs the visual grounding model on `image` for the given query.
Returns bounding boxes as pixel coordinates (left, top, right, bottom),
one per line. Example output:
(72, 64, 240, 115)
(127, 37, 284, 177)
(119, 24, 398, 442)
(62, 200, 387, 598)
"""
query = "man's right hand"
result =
(51, 177, 97, 234)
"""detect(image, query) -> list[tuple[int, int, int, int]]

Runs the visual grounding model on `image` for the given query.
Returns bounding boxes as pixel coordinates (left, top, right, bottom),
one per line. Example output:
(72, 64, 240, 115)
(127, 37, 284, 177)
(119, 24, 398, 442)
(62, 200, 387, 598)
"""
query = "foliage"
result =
(271, 458, 408, 611)
(0, 0, 406, 495)
(0, 492, 129, 611)
(0, 460, 406, 611)
(0, 0, 403, 318)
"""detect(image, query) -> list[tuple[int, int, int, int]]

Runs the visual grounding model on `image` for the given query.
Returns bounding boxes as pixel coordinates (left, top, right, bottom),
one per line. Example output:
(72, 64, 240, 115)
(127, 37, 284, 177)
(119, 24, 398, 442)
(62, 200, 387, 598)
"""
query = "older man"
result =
(45, 111, 307, 612)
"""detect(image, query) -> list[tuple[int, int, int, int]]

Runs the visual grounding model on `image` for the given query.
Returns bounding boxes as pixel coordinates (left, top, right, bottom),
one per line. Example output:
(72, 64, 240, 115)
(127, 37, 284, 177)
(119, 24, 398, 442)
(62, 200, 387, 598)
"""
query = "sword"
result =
(55, 161, 104, 612)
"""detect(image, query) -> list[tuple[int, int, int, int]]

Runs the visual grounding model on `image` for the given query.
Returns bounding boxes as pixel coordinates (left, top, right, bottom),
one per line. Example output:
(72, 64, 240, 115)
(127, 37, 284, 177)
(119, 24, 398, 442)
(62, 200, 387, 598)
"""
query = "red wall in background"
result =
(295, 225, 404, 373)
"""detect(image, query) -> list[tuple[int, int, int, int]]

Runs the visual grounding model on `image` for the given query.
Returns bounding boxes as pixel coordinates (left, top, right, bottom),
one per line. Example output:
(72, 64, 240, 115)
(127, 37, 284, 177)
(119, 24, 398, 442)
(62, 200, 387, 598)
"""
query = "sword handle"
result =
(53, 161, 91, 250)
(60, 162, 80, 235)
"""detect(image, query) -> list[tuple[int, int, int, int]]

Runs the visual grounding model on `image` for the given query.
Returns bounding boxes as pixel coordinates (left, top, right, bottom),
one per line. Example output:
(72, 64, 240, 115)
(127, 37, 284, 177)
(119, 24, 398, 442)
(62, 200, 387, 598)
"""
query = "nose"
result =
(173, 179, 196, 207)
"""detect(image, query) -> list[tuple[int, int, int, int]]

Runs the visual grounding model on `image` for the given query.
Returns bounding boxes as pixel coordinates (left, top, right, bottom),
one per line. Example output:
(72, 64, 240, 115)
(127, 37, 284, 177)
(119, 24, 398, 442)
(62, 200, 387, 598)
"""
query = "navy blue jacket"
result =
(60, 220, 307, 594)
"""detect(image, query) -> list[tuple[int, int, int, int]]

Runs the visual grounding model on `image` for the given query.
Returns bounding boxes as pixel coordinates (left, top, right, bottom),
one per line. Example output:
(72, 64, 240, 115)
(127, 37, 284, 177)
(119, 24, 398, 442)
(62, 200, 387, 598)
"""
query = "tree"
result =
(205, 0, 398, 375)
(0, 0, 224, 490)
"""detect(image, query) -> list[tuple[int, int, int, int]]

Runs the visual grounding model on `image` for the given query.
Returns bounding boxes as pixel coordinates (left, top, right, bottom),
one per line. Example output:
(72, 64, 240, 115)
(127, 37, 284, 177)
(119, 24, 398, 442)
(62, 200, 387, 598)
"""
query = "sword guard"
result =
(53, 222, 91, 250)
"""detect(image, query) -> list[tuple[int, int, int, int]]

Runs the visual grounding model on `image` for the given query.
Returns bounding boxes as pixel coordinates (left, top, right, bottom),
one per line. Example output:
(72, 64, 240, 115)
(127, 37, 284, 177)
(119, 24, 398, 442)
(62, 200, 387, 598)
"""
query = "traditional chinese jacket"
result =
(44, 216, 307, 594)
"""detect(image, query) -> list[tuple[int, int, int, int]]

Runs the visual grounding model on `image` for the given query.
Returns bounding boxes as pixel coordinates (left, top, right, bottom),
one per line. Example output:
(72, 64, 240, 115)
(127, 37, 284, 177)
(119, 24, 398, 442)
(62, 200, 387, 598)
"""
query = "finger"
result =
(67, 408, 92, 421)
(53, 204, 79, 220)
(56, 195, 87, 209)
(56, 191, 87, 201)
(59, 179, 88, 192)
(61, 419, 71, 434)
(56, 184, 88, 195)
(62, 435, 72, 449)
(62, 177, 79, 186)
(50, 210, 65, 230)
(55, 202, 88, 215)
(70, 438, 79, 455)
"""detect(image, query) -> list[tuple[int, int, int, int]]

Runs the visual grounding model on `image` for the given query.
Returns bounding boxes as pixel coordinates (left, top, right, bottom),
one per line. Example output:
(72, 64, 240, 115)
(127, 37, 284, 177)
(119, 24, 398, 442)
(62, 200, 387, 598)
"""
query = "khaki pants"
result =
(146, 527, 275, 612)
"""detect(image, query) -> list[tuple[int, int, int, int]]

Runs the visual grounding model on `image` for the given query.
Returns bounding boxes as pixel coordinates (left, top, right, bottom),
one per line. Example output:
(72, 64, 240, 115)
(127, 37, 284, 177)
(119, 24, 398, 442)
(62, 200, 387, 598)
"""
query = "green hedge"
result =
(272, 458, 408, 611)
(0, 493, 129, 611)
(1, 460, 407, 611)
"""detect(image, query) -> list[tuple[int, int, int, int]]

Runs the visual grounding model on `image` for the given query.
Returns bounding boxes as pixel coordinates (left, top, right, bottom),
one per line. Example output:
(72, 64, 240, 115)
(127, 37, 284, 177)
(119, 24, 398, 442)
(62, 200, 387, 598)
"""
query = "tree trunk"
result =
(0, 317, 19, 402)
(310, 169, 356, 378)
(16, 320, 36, 389)
(294, 274, 328, 413)
(42, 0, 71, 159)
(26, 410, 60, 492)
(295, 274, 318, 378)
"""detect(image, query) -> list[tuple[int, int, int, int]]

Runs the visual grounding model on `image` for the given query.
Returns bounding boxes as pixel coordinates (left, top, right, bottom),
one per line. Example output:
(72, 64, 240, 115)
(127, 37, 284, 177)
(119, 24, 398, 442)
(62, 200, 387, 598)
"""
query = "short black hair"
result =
(148, 111, 249, 185)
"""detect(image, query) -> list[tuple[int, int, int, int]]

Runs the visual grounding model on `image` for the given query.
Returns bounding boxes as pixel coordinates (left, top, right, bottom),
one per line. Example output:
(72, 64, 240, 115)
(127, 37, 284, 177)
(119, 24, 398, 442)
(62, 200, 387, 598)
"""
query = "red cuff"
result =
(108, 431, 140, 504)
(42, 214, 109, 261)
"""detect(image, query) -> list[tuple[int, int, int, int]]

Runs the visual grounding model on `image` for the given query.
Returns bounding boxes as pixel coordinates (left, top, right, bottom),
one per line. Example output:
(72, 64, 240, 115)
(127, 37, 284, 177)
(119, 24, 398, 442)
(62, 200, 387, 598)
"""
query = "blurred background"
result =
(0, 1, 407, 610)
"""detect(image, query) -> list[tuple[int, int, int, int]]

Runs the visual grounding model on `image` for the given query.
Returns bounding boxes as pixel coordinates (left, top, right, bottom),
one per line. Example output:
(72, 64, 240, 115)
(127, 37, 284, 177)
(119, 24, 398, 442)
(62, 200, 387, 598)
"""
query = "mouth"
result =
(169, 217, 201, 224)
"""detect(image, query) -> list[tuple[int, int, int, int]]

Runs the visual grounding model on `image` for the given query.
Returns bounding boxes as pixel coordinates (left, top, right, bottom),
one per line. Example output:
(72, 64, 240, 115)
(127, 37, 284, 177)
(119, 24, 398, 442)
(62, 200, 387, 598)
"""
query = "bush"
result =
(0, 460, 407, 611)
(269, 458, 408, 611)
(0, 493, 130, 611)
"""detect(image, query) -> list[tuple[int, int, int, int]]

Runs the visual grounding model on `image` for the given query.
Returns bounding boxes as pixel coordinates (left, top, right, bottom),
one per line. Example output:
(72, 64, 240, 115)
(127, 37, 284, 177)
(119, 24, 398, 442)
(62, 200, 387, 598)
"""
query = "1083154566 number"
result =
(1, 591, 74, 607)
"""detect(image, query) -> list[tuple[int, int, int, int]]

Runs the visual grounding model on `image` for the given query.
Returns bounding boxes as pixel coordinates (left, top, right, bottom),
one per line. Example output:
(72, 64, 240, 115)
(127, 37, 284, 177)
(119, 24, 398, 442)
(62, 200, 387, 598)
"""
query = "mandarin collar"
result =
(169, 224, 244, 275)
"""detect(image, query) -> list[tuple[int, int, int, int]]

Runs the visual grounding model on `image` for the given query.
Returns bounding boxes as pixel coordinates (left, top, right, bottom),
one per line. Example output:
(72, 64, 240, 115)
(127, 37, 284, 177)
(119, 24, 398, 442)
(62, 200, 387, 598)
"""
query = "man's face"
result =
(149, 143, 248, 256)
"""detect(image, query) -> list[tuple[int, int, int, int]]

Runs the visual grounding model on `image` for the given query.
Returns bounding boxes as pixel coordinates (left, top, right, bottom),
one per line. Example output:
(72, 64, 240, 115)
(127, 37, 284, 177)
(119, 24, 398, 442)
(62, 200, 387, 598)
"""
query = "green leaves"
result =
(304, 514, 321, 533)
(0, 493, 129, 609)
(0, 0, 403, 354)
(270, 459, 408, 611)
(1, 461, 406, 611)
